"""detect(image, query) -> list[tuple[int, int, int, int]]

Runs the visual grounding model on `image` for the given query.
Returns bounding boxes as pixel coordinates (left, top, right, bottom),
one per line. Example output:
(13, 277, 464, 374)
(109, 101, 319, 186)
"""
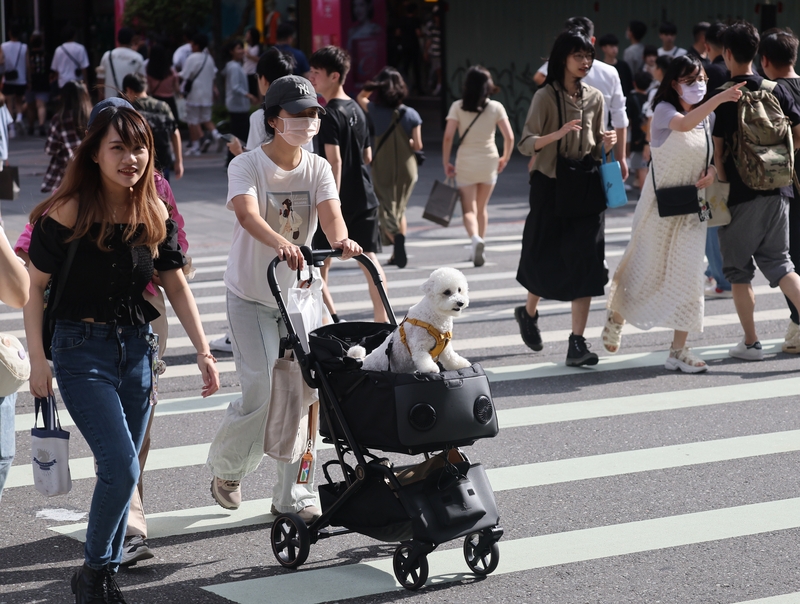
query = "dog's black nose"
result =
(457, 301, 464, 307)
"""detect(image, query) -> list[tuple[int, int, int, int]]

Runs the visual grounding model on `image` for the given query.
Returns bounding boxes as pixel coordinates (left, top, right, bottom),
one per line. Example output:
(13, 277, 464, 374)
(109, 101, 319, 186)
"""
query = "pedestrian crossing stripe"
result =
(43, 428, 800, 540)
(735, 595, 800, 604)
(12, 339, 793, 430)
(200, 497, 800, 604)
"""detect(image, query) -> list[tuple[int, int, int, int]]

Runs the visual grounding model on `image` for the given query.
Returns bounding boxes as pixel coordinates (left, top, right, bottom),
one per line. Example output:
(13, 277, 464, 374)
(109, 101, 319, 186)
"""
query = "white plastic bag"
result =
(287, 269, 329, 352)
(31, 395, 72, 497)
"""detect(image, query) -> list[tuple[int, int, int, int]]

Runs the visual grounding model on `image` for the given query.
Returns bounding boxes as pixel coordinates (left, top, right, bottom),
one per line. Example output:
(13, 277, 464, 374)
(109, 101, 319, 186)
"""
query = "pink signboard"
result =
(341, 0, 387, 94)
(311, 0, 341, 52)
(115, 0, 127, 38)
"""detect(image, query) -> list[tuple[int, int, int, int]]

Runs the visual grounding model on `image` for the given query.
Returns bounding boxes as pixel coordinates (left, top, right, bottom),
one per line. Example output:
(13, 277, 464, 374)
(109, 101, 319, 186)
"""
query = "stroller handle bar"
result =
(267, 246, 398, 350)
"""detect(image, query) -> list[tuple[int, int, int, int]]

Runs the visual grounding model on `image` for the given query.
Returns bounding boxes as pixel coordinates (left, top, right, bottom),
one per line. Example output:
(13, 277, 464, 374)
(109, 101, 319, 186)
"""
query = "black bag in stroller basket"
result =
(310, 323, 499, 455)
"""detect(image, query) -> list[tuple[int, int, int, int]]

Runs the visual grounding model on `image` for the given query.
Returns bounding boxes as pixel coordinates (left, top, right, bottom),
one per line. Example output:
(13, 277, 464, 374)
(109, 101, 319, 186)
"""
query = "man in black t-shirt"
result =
(704, 22, 730, 95)
(711, 21, 800, 361)
(759, 28, 800, 354)
(309, 45, 388, 323)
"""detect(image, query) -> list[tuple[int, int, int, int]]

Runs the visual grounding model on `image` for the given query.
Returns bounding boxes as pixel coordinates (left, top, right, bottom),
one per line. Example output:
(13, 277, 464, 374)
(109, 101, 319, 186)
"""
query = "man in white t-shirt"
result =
(1, 25, 27, 131)
(97, 27, 145, 100)
(658, 22, 688, 58)
(533, 17, 630, 178)
(180, 33, 220, 155)
(172, 26, 196, 72)
(207, 75, 361, 518)
(50, 26, 89, 90)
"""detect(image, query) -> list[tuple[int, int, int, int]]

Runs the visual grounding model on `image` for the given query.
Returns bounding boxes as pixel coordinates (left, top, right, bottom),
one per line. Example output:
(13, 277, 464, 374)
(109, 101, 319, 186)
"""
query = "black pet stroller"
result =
(267, 248, 503, 590)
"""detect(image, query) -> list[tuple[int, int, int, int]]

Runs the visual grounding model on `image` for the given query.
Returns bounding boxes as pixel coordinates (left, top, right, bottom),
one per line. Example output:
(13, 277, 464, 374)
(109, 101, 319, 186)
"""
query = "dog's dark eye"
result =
(458, 288, 462, 293)
(443, 289, 451, 296)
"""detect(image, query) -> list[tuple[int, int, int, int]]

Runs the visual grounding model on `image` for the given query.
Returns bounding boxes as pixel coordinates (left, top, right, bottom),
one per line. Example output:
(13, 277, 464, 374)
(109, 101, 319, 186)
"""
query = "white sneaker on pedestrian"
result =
(728, 339, 764, 361)
(185, 146, 201, 156)
(705, 286, 732, 299)
(7, 123, 15, 139)
(210, 334, 232, 353)
(782, 320, 800, 354)
(120, 535, 154, 567)
(471, 236, 485, 267)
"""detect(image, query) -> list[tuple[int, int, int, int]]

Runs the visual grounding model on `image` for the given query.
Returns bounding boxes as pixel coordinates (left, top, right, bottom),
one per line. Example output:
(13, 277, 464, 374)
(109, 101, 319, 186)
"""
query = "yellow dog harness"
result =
(399, 317, 452, 360)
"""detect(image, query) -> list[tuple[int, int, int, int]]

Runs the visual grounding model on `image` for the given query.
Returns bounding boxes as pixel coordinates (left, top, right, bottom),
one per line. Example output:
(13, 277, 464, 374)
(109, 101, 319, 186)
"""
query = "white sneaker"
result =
(185, 146, 201, 156)
(471, 236, 485, 267)
(665, 346, 708, 373)
(120, 535, 154, 567)
(7, 123, 15, 139)
(210, 334, 232, 353)
(705, 286, 733, 298)
(728, 339, 764, 361)
(782, 320, 800, 354)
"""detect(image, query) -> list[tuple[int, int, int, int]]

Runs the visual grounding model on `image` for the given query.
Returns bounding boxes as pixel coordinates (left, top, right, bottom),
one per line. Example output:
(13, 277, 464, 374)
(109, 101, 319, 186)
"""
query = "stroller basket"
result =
(311, 323, 499, 455)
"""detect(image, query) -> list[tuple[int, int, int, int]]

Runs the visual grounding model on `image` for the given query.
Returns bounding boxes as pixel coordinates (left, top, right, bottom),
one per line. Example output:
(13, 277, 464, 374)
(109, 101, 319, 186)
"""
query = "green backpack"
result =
(720, 79, 794, 190)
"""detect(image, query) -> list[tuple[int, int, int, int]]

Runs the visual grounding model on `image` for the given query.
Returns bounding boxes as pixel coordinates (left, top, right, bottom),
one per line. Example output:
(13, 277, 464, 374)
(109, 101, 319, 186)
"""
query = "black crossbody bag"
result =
(653, 121, 709, 218)
(552, 84, 606, 218)
(183, 53, 208, 95)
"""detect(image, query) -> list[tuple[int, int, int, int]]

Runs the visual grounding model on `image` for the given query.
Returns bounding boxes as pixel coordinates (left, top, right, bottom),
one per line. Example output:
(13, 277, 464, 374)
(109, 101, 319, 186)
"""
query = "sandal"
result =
(664, 346, 708, 374)
(602, 310, 624, 354)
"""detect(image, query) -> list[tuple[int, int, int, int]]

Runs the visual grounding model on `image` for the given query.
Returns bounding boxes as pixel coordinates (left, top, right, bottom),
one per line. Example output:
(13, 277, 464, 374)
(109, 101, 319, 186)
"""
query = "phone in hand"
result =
(219, 133, 236, 143)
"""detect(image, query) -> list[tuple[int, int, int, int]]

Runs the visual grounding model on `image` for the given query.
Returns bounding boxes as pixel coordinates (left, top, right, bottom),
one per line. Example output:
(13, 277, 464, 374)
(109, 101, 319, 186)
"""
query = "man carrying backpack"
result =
(712, 21, 800, 361)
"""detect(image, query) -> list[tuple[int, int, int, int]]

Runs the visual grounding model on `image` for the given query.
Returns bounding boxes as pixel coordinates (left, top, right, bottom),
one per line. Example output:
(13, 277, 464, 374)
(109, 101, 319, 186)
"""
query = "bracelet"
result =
(197, 352, 217, 363)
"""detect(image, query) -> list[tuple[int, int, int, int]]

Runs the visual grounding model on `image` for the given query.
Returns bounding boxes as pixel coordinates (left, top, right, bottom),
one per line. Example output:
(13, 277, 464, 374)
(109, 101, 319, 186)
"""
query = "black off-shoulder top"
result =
(29, 217, 186, 325)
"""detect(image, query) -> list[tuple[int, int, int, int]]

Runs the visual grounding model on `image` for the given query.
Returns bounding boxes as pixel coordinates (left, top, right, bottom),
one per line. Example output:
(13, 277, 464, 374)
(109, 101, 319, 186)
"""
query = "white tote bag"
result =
(31, 395, 72, 497)
(287, 269, 329, 352)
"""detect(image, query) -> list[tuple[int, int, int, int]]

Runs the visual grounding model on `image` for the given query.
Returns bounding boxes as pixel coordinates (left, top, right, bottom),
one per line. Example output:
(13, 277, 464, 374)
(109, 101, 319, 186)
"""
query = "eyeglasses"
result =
(570, 52, 594, 64)
(678, 74, 708, 85)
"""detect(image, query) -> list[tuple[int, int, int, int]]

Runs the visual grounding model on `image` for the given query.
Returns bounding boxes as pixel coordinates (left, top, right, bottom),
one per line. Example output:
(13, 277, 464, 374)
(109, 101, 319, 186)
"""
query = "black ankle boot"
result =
(71, 564, 107, 603)
(393, 234, 407, 268)
(104, 569, 128, 603)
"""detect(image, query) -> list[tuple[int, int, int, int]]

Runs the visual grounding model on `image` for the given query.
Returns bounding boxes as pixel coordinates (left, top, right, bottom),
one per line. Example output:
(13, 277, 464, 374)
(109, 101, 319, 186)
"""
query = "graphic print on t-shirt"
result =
(266, 191, 311, 242)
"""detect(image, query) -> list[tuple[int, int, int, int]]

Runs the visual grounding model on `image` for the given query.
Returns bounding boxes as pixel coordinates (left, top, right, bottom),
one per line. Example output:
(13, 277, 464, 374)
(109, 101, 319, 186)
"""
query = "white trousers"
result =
(206, 290, 316, 512)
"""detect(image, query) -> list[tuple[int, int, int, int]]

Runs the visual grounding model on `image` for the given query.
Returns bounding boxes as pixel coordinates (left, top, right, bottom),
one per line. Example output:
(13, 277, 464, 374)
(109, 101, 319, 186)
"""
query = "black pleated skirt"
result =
(516, 171, 608, 301)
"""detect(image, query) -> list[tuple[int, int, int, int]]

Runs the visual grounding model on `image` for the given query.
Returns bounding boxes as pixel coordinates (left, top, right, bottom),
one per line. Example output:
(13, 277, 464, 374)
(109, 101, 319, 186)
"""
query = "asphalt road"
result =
(1, 133, 799, 604)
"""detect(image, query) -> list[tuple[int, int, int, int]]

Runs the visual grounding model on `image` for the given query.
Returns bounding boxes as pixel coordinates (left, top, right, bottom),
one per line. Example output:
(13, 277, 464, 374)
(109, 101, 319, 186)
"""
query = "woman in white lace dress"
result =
(604, 55, 744, 372)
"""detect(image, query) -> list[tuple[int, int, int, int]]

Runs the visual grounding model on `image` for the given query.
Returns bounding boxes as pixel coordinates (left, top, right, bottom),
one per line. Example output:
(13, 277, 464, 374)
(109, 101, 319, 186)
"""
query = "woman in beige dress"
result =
(442, 66, 514, 266)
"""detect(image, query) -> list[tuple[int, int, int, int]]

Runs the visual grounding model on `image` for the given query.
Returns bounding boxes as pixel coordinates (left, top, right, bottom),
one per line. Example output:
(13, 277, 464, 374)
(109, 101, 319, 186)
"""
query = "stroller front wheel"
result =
(393, 544, 429, 590)
(271, 513, 311, 569)
(463, 531, 500, 575)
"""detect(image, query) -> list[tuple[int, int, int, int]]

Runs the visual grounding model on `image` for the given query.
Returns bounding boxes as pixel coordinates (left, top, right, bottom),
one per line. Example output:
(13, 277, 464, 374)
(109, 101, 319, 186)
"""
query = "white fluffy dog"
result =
(348, 267, 472, 373)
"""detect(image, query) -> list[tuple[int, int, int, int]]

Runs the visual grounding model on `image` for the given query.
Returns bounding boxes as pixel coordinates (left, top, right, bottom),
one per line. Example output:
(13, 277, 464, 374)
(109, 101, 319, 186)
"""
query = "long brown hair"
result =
(30, 106, 166, 256)
(57, 80, 91, 136)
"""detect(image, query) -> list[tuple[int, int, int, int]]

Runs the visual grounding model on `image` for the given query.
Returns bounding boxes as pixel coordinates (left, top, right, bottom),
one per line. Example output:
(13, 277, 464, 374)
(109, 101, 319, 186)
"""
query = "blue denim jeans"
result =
(705, 226, 731, 291)
(0, 393, 17, 503)
(52, 320, 153, 571)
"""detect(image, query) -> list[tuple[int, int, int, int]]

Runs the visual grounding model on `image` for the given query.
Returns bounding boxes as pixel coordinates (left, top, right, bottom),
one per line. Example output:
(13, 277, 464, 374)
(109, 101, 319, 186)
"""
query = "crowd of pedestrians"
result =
(2, 8, 800, 604)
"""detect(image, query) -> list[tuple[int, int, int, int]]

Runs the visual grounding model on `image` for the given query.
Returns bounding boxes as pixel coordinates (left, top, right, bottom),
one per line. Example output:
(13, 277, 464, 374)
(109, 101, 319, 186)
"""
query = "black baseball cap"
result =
(88, 97, 135, 129)
(263, 75, 326, 115)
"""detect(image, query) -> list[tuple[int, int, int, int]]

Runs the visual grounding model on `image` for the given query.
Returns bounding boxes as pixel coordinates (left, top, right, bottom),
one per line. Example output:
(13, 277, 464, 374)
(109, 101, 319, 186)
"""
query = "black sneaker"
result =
(393, 234, 407, 268)
(566, 333, 599, 367)
(514, 306, 543, 351)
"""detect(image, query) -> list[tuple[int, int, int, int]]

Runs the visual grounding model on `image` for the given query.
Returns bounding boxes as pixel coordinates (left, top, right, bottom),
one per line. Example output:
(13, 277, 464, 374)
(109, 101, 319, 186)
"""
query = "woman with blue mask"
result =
(603, 55, 744, 372)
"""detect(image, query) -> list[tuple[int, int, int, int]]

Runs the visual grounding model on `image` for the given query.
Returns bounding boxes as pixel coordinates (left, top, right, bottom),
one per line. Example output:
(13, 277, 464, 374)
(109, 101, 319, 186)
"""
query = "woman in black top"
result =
(23, 102, 219, 603)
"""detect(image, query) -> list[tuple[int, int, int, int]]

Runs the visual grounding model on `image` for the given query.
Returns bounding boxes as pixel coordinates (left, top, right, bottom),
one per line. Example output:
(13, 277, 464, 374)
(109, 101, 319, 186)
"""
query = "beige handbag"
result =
(264, 350, 318, 464)
(0, 333, 30, 396)
(706, 178, 731, 227)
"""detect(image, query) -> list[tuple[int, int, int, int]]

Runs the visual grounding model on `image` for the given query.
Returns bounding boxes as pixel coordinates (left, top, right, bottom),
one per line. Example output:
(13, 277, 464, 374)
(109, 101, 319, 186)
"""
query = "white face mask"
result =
(274, 116, 320, 147)
(679, 81, 707, 105)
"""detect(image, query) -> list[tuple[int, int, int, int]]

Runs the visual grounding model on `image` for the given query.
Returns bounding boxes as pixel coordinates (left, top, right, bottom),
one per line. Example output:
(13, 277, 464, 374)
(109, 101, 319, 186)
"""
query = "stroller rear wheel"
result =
(393, 544, 429, 590)
(463, 531, 500, 575)
(271, 513, 311, 569)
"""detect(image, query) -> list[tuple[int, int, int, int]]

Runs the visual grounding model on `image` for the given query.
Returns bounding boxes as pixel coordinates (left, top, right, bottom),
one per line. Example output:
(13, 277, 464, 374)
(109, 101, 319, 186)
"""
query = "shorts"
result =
(2, 83, 25, 97)
(629, 151, 648, 170)
(26, 90, 49, 103)
(184, 103, 212, 125)
(718, 194, 794, 287)
(312, 207, 381, 254)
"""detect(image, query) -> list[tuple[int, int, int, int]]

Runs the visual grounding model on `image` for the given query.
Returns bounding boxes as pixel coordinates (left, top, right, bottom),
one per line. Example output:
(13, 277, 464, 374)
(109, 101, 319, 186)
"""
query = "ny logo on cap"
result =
(297, 82, 310, 96)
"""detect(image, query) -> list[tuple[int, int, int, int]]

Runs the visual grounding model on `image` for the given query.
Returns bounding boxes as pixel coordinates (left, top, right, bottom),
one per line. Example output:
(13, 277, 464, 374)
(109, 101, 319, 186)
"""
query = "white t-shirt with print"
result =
(98, 47, 145, 98)
(224, 147, 339, 306)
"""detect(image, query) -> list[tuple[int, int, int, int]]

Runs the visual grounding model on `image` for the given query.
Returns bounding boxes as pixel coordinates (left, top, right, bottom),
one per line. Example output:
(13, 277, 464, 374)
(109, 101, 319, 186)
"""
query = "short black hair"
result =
(759, 28, 798, 68)
(277, 23, 295, 41)
(309, 45, 351, 82)
(628, 20, 647, 41)
(461, 65, 498, 112)
(564, 16, 594, 40)
(545, 28, 596, 87)
(262, 104, 283, 137)
(659, 22, 678, 36)
(182, 25, 197, 41)
(192, 32, 209, 51)
(223, 39, 243, 57)
(118, 27, 135, 46)
(633, 70, 654, 91)
(643, 44, 658, 58)
(693, 22, 710, 42)
(655, 55, 673, 73)
(598, 33, 619, 47)
(62, 25, 77, 42)
(257, 47, 295, 83)
(706, 22, 727, 49)
(8, 24, 21, 39)
(122, 72, 146, 94)
(722, 20, 759, 65)
(652, 54, 704, 112)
